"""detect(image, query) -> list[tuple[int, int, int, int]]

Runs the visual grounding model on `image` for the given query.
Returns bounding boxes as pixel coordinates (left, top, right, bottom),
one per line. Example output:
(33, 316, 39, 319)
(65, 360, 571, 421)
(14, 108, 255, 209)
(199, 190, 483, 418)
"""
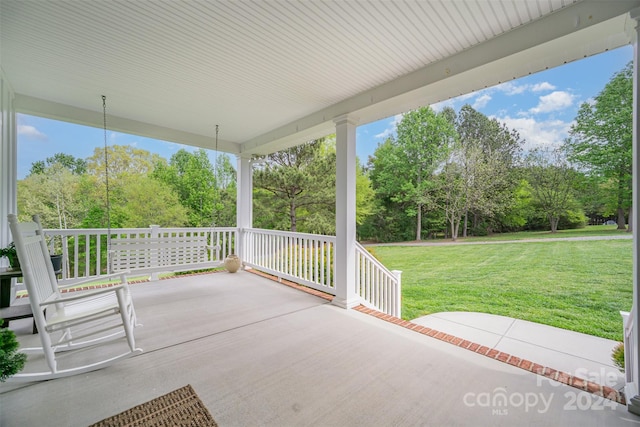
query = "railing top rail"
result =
(42, 226, 239, 235)
(153, 227, 238, 232)
(246, 227, 336, 242)
(625, 305, 636, 330)
(356, 241, 396, 276)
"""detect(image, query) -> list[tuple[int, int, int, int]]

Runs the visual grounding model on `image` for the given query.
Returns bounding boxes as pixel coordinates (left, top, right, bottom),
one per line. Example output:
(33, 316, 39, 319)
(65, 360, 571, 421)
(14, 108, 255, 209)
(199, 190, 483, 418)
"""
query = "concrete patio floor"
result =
(1, 271, 638, 426)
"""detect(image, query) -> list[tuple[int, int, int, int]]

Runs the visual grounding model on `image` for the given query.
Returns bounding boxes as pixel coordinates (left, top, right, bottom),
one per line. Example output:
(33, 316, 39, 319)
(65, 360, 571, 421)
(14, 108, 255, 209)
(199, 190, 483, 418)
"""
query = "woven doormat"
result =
(90, 384, 217, 427)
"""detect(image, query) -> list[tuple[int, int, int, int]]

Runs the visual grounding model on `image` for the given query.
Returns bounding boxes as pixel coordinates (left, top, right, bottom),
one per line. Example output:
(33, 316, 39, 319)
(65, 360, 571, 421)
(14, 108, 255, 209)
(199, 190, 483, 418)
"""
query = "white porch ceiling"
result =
(1, 1, 639, 155)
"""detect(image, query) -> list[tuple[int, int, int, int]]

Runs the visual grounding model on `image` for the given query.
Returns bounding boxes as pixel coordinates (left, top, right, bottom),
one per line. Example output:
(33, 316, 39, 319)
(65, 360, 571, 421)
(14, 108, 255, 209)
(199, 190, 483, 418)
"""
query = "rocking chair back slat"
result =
(19, 233, 58, 308)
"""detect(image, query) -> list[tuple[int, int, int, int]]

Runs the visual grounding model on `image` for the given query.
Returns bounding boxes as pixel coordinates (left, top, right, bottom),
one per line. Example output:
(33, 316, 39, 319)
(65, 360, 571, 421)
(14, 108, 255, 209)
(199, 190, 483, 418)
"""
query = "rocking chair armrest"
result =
(39, 284, 127, 307)
(56, 271, 131, 291)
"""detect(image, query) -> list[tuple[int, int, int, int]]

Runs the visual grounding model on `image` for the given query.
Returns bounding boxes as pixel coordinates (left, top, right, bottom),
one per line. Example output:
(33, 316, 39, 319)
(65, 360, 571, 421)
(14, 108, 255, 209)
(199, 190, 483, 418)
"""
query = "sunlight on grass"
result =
(374, 238, 632, 341)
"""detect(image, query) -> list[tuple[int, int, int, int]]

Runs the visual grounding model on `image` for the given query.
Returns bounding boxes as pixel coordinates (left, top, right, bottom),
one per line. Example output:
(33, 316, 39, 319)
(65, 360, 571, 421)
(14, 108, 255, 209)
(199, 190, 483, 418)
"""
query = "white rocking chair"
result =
(6, 214, 142, 381)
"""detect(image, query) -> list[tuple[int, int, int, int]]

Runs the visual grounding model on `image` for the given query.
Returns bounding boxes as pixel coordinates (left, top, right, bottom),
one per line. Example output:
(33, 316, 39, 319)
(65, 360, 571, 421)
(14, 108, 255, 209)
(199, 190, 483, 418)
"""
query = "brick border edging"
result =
(353, 305, 626, 405)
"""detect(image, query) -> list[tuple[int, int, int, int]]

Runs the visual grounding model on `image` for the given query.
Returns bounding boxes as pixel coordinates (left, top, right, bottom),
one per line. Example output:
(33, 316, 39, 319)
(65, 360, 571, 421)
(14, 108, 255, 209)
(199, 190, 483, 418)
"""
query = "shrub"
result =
(612, 342, 625, 373)
(365, 246, 381, 261)
(0, 320, 27, 381)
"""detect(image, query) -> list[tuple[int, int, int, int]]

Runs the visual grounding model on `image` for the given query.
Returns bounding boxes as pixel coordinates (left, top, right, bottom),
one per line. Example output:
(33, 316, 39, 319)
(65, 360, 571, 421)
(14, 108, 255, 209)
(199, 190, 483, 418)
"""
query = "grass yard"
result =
(372, 238, 632, 341)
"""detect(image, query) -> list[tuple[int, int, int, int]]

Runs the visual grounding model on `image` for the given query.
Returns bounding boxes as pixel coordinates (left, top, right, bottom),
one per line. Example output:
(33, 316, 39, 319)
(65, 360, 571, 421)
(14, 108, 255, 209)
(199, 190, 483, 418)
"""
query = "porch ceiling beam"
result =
(240, 0, 640, 156)
(14, 95, 240, 154)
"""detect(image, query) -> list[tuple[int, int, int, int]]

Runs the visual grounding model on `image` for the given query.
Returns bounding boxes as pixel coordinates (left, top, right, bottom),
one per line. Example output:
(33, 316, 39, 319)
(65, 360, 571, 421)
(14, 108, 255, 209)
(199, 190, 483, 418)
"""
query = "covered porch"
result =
(1, 271, 634, 426)
(3, 0, 640, 420)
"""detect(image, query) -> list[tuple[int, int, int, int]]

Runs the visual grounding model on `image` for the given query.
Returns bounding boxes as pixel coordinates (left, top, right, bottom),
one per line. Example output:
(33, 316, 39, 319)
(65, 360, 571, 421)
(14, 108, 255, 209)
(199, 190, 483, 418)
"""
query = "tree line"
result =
(18, 62, 632, 242)
(360, 62, 632, 241)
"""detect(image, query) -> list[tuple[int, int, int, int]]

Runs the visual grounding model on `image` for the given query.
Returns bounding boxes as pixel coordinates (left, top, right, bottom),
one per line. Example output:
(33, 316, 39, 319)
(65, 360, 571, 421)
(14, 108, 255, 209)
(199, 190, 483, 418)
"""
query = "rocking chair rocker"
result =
(6, 214, 142, 381)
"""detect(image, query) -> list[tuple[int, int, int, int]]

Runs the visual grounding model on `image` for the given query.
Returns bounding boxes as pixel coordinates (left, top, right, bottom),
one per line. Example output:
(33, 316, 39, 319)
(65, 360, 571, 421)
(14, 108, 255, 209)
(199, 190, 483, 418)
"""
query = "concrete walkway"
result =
(412, 312, 625, 391)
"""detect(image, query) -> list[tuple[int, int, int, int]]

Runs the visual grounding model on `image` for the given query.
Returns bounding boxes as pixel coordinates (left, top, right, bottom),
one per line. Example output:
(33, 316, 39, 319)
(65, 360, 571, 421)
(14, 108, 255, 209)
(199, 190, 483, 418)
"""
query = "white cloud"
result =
(374, 114, 402, 140)
(374, 128, 393, 139)
(531, 82, 556, 92)
(109, 131, 124, 142)
(472, 94, 492, 109)
(495, 82, 528, 95)
(529, 91, 575, 114)
(434, 81, 559, 113)
(17, 124, 46, 140)
(494, 115, 572, 151)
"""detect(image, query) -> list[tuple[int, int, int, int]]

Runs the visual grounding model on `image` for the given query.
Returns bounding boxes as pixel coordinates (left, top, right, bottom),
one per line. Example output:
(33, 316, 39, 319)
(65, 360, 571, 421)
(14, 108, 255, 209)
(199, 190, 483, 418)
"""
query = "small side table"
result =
(0, 268, 22, 308)
(0, 268, 36, 333)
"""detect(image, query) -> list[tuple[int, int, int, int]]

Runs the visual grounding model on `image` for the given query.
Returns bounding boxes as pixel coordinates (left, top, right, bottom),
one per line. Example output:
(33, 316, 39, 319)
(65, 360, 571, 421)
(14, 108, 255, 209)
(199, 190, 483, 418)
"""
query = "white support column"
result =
(0, 69, 17, 267)
(236, 154, 253, 262)
(332, 114, 360, 309)
(629, 8, 640, 416)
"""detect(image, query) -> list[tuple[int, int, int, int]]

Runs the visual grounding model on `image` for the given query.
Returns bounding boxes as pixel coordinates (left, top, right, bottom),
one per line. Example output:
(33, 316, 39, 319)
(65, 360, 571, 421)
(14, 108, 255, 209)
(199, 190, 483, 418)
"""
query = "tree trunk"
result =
(416, 203, 422, 241)
(616, 174, 627, 230)
(462, 212, 468, 238)
(628, 205, 633, 233)
(452, 218, 460, 241)
(290, 201, 297, 232)
(550, 216, 559, 233)
(617, 207, 627, 230)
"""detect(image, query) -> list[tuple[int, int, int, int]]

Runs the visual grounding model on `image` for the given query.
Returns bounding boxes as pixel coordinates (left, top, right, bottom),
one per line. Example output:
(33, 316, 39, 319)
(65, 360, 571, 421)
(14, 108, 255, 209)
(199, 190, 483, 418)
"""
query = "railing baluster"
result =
(354, 242, 402, 318)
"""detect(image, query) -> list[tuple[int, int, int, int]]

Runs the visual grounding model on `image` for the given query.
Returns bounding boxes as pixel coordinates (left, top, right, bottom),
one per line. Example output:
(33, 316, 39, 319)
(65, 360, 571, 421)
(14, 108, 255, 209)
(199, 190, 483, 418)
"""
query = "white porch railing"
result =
(42, 226, 236, 285)
(356, 242, 402, 318)
(623, 308, 637, 401)
(35, 226, 402, 317)
(241, 228, 336, 295)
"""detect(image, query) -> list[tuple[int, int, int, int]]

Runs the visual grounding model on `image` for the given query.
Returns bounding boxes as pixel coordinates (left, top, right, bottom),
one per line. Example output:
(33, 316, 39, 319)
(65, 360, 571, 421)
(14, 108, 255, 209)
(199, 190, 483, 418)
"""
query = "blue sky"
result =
(17, 45, 633, 179)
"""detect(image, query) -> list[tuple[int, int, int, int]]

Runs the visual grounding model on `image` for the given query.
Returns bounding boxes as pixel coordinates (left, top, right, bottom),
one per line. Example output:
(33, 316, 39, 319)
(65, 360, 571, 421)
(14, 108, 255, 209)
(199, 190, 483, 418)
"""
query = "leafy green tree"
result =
(152, 149, 218, 227)
(363, 143, 413, 242)
(29, 153, 87, 176)
(355, 159, 375, 226)
(211, 154, 237, 227)
(454, 105, 522, 236)
(374, 106, 455, 241)
(84, 145, 191, 228)
(565, 62, 632, 231)
(525, 148, 580, 233)
(253, 138, 335, 233)
(87, 145, 163, 181)
(438, 160, 466, 240)
(500, 179, 532, 231)
(18, 162, 85, 228)
(117, 175, 188, 227)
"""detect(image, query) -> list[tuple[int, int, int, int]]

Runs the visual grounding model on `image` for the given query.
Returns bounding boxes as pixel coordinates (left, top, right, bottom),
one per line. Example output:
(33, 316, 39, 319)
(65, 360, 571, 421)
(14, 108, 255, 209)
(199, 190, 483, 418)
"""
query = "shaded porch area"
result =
(0, 271, 636, 426)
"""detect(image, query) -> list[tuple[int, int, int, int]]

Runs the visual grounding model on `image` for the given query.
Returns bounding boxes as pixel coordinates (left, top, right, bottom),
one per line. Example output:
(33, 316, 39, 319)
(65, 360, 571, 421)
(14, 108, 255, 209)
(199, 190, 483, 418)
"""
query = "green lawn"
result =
(372, 237, 632, 341)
